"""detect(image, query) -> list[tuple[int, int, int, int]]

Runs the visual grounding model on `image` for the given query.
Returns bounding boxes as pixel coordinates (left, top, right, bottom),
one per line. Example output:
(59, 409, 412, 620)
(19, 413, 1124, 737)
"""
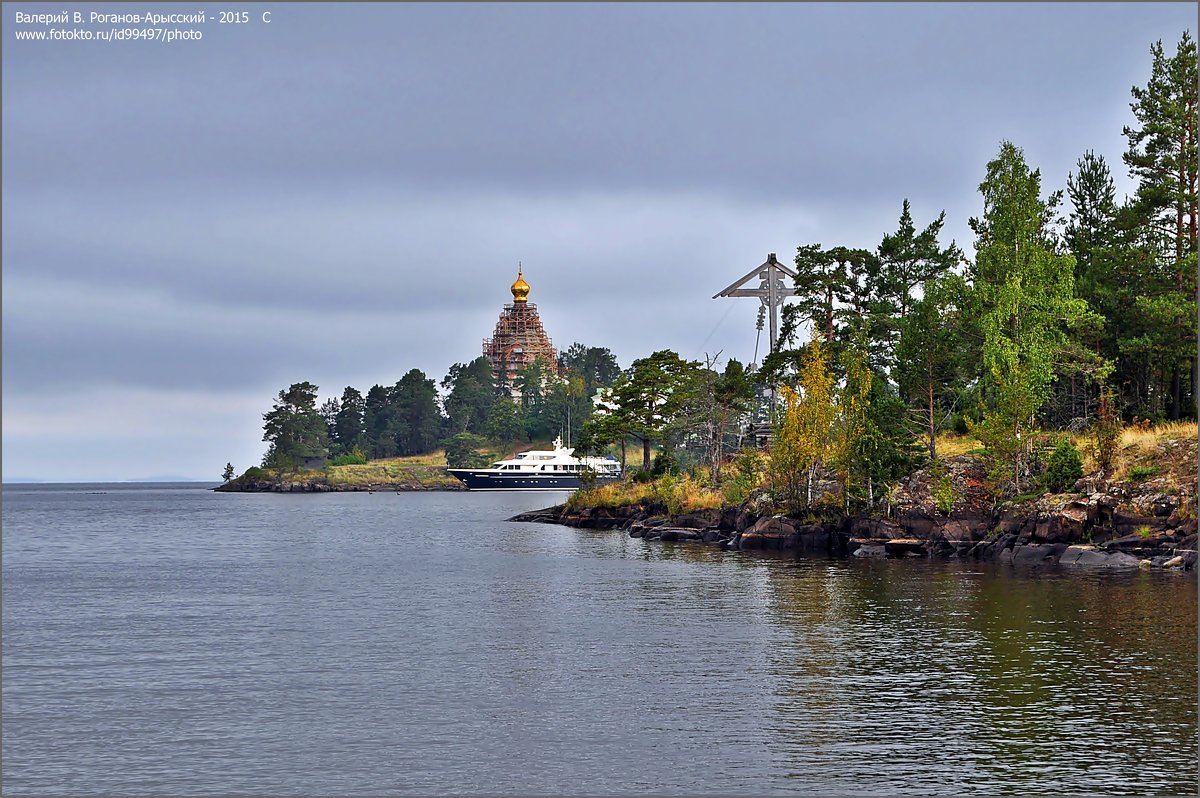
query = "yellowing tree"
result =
(769, 336, 835, 512)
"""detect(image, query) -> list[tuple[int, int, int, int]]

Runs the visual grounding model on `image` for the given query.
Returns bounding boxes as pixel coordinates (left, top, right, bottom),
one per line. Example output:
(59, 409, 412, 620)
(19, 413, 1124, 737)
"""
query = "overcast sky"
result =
(2, 2, 1193, 482)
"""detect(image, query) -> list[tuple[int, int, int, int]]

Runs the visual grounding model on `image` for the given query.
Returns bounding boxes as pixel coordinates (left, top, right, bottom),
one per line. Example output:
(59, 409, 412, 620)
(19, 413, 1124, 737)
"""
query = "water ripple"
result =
(3, 485, 1196, 794)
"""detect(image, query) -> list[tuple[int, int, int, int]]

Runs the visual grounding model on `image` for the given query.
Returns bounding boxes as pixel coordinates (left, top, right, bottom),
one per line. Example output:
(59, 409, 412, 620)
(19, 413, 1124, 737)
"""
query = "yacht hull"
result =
(446, 469, 619, 491)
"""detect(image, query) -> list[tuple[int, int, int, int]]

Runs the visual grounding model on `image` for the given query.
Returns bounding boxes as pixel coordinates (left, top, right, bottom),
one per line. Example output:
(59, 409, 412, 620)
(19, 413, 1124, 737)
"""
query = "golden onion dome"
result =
(511, 264, 530, 302)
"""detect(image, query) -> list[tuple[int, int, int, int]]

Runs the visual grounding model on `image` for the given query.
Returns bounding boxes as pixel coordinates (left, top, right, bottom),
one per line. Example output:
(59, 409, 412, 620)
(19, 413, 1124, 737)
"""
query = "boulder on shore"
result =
(1058, 545, 1141, 569)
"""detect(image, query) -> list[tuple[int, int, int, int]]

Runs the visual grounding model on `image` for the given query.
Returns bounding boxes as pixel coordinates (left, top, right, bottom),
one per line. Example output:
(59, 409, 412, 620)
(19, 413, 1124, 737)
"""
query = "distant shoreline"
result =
(3, 480, 222, 486)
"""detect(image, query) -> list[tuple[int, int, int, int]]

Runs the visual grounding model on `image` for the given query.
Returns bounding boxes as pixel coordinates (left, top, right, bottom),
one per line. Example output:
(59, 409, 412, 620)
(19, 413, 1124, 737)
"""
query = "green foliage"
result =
(574, 410, 624, 456)
(333, 386, 366, 455)
(363, 384, 393, 458)
(830, 338, 872, 510)
(330, 449, 368, 466)
(1117, 32, 1198, 420)
(319, 398, 340, 444)
(969, 364, 1035, 499)
(788, 244, 852, 346)
(929, 459, 955, 515)
(650, 474, 684, 516)
(829, 336, 922, 512)
(1136, 525, 1153, 539)
(510, 358, 592, 443)
(721, 447, 765, 507)
(965, 141, 1108, 498)
(603, 349, 706, 471)
(442, 357, 497, 436)
(1129, 466, 1159, 482)
(1043, 438, 1084, 493)
(222, 462, 235, 482)
(870, 201, 963, 372)
(857, 374, 923, 506)
(702, 358, 757, 481)
(262, 382, 330, 469)
(513, 358, 550, 417)
(362, 370, 442, 458)
(896, 274, 968, 459)
(485, 397, 527, 443)
(558, 343, 621, 392)
(650, 449, 680, 477)
(443, 432, 492, 468)
(1091, 386, 1123, 476)
(243, 466, 265, 480)
(391, 369, 442, 455)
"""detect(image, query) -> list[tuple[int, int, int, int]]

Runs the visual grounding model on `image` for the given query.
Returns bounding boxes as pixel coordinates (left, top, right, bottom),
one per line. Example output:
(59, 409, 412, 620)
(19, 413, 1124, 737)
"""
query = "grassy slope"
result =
(248, 439, 564, 490)
(233, 450, 460, 490)
(323, 450, 461, 489)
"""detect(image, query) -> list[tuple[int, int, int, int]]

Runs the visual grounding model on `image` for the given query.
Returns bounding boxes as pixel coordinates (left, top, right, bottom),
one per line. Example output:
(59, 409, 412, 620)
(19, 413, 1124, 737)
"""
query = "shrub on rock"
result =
(1044, 439, 1084, 493)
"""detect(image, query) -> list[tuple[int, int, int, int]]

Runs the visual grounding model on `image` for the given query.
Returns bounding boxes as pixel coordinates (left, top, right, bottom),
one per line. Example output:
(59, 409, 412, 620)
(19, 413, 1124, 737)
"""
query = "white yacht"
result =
(447, 436, 622, 490)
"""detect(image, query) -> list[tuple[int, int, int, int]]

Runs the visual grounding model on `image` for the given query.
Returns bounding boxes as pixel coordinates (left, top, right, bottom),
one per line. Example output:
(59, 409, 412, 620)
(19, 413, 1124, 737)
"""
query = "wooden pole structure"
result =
(713, 253, 797, 448)
(712, 253, 796, 354)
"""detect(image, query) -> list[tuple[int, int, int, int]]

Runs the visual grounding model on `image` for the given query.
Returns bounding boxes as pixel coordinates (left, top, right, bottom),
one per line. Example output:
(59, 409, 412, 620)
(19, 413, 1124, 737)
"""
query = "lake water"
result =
(3, 483, 1197, 795)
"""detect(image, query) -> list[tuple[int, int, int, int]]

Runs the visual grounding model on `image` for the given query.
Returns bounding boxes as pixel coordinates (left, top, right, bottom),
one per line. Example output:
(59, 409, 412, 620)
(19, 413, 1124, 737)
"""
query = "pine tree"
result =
(392, 369, 441, 455)
(1122, 31, 1198, 419)
(333, 387, 366, 455)
(790, 244, 850, 345)
(895, 274, 968, 460)
(871, 200, 962, 371)
(261, 382, 330, 469)
(1064, 152, 1148, 420)
(442, 357, 497, 435)
(605, 350, 706, 471)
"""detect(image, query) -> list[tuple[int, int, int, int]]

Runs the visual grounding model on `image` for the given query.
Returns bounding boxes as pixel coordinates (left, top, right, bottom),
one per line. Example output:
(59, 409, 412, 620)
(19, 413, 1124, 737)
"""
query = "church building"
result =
(482, 266, 559, 396)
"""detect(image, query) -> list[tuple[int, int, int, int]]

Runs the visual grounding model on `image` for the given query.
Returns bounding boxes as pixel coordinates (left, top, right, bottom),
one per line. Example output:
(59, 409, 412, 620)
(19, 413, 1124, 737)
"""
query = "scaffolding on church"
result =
(483, 266, 559, 395)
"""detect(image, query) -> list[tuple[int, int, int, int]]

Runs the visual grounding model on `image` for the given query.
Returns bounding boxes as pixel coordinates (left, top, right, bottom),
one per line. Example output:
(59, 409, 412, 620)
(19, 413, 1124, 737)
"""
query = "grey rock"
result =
(1059, 545, 1141, 569)
(1011, 543, 1067, 564)
(853, 544, 887, 559)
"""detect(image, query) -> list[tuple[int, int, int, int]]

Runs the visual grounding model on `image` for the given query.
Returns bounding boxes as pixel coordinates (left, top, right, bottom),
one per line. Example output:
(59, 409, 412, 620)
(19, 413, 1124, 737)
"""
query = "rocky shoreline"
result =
(513, 433, 1198, 572)
(511, 490, 1198, 571)
(214, 474, 465, 493)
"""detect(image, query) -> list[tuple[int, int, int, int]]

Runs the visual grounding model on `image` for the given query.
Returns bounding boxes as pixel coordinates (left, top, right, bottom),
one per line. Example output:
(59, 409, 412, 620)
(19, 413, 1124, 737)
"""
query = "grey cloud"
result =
(3, 191, 828, 395)
(4, 4, 1185, 201)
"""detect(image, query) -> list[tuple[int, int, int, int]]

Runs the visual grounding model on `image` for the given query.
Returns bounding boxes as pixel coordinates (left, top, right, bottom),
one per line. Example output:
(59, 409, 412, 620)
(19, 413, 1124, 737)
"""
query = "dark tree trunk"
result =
(825, 287, 834, 343)
(1192, 355, 1198, 419)
(927, 372, 936, 461)
(1171, 366, 1181, 421)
